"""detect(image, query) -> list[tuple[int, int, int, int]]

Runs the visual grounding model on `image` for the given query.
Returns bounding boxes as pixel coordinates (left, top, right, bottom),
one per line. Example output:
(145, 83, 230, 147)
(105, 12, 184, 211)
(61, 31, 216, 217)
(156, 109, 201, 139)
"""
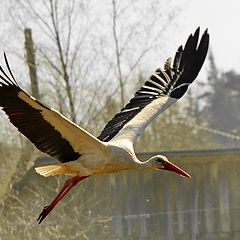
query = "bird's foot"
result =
(37, 205, 54, 224)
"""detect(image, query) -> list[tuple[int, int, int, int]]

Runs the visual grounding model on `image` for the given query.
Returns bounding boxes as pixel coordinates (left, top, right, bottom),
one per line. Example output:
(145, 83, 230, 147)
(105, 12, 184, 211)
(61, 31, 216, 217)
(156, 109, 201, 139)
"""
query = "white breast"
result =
(65, 140, 137, 175)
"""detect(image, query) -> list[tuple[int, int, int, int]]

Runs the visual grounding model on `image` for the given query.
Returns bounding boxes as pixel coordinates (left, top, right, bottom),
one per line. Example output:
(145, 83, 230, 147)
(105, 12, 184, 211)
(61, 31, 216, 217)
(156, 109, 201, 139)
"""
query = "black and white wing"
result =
(98, 27, 209, 142)
(0, 54, 106, 163)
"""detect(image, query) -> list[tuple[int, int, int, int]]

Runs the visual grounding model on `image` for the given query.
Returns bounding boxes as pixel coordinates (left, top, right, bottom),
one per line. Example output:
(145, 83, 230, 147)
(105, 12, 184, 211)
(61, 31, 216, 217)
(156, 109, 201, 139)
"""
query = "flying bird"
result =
(0, 27, 209, 224)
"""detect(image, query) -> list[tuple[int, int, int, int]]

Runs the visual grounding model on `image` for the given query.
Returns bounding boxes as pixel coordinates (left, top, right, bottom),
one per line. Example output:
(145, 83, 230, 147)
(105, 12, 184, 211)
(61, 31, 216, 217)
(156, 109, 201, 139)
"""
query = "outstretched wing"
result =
(0, 54, 106, 163)
(98, 27, 209, 142)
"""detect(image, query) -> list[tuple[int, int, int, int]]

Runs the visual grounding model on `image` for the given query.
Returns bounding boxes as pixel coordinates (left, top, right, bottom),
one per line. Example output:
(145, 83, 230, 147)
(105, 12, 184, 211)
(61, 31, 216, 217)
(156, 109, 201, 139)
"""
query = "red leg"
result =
(37, 175, 89, 224)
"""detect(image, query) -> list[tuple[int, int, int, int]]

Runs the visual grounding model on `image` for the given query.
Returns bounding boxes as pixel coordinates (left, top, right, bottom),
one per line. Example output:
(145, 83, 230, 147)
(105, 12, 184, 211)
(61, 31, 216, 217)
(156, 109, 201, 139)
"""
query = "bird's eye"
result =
(156, 158, 165, 164)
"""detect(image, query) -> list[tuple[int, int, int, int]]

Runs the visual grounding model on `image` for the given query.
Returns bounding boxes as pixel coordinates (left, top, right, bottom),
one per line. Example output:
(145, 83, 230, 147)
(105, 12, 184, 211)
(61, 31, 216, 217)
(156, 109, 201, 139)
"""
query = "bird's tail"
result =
(35, 164, 69, 177)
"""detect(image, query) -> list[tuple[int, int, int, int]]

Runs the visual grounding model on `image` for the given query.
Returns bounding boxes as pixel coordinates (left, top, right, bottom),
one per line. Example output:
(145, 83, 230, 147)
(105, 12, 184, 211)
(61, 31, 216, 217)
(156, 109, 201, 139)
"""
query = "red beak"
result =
(162, 161, 191, 178)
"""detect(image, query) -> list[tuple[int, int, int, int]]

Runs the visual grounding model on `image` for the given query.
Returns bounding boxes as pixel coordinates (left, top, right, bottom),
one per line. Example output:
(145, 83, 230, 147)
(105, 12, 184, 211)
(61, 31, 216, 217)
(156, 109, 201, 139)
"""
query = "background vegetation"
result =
(0, 0, 239, 239)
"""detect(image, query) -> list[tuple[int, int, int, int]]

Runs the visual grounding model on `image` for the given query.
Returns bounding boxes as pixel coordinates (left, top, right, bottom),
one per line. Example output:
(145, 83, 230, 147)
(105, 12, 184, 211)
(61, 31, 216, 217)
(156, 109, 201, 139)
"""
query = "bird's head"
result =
(148, 155, 191, 178)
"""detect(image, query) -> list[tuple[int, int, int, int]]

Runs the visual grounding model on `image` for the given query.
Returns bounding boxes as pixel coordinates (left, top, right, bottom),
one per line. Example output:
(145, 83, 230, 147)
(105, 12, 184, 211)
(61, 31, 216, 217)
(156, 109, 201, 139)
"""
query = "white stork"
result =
(0, 27, 209, 223)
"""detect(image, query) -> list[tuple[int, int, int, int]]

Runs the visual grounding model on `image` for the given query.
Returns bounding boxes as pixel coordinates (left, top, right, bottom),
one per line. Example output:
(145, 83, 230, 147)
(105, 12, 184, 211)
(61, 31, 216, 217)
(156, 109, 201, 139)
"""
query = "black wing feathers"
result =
(171, 28, 209, 98)
(0, 56, 80, 163)
(98, 68, 172, 142)
(98, 28, 209, 142)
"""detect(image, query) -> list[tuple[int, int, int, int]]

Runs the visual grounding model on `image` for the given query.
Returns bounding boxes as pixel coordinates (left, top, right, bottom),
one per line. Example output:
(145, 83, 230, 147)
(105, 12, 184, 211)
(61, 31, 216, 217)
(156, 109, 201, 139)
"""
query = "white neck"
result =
(131, 158, 153, 170)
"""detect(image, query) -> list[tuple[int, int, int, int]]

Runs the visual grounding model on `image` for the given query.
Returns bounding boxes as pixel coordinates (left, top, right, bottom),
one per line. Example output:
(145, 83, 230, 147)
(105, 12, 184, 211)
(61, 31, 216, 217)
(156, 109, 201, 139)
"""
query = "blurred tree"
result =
(24, 28, 40, 99)
(82, 0, 181, 132)
(7, 0, 181, 129)
(136, 103, 218, 152)
(201, 50, 240, 146)
(112, 0, 125, 107)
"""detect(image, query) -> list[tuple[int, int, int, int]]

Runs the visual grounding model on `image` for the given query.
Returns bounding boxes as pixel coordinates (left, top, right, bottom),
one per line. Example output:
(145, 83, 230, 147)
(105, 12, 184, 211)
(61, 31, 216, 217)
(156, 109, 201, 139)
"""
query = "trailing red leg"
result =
(37, 175, 89, 224)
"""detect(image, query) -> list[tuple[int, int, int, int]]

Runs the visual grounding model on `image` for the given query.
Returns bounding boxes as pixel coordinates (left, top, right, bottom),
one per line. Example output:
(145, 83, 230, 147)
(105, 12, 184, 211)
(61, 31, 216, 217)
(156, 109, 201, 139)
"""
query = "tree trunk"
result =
(24, 28, 40, 99)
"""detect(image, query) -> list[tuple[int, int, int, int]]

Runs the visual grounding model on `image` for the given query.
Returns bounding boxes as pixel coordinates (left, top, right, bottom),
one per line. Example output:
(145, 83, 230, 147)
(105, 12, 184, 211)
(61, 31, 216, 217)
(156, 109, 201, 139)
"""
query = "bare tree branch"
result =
(112, 0, 124, 107)
(49, 0, 76, 122)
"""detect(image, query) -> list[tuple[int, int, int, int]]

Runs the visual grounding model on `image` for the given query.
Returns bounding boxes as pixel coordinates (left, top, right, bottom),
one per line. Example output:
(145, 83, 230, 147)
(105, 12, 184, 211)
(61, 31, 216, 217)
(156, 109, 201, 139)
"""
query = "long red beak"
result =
(161, 162, 191, 178)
